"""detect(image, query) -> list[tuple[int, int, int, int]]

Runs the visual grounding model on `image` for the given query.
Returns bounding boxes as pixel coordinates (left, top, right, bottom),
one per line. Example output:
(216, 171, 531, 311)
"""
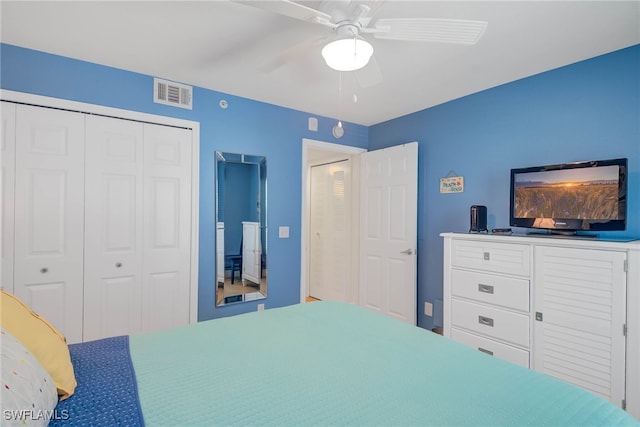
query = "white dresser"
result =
(442, 232, 640, 417)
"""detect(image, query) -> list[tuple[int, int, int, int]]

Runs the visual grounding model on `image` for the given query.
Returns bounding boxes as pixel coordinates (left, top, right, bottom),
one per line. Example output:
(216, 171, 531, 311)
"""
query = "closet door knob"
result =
(40, 267, 48, 274)
(116, 262, 122, 268)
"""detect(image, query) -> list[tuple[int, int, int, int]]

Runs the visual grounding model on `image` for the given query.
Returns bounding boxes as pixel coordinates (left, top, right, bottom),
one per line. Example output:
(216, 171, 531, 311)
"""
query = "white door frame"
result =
(0, 89, 200, 324)
(300, 138, 365, 303)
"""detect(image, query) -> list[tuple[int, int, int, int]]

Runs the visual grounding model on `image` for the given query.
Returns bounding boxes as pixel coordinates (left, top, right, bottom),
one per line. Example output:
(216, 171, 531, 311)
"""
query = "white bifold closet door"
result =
(1, 102, 16, 293)
(141, 123, 192, 333)
(308, 160, 350, 302)
(5, 102, 193, 344)
(13, 104, 85, 343)
(83, 115, 192, 340)
(83, 116, 144, 341)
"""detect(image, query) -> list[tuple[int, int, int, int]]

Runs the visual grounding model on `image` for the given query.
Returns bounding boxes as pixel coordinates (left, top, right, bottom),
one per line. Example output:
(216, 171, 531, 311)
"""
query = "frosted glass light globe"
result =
(321, 38, 374, 72)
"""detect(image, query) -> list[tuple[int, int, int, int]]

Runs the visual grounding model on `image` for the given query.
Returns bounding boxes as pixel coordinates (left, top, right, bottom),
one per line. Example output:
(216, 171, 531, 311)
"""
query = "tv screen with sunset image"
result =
(513, 165, 621, 220)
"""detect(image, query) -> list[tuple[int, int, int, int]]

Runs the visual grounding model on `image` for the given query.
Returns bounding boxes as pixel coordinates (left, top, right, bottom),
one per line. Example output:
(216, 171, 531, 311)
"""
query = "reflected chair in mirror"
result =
(224, 238, 242, 284)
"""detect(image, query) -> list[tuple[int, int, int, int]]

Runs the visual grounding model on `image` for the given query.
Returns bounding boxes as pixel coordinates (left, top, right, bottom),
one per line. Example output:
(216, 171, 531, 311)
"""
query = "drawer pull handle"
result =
(478, 347, 494, 356)
(478, 315, 494, 327)
(483, 252, 490, 261)
(40, 267, 48, 274)
(116, 262, 122, 268)
(478, 284, 494, 294)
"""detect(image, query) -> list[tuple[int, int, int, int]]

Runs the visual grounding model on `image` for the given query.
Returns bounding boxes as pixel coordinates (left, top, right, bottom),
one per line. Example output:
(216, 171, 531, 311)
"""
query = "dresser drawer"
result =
(451, 269, 530, 312)
(451, 327, 530, 368)
(451, 239, 530, 276)
(451, 299, 529, 348)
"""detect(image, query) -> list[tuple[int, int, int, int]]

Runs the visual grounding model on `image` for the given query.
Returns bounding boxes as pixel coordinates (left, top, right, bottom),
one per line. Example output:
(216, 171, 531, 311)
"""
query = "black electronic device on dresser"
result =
(469, 205, 488, 233)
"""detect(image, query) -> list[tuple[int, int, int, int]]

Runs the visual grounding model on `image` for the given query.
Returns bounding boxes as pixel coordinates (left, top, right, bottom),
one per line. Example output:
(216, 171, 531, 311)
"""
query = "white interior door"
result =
(309, 160, 350, 302)
(83, 115, 144, 341)
(242, 221, 261, 284)
(13, 105, 85, 343)
(142, 123, 192, 333)
(359, 142, 418, 324)
(1, 102, 16, 293)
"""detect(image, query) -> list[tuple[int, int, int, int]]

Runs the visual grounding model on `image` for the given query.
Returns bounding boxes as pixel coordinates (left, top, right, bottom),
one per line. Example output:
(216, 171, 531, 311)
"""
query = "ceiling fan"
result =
(233, 0, 487, 138)
(233, 0, 488, 78)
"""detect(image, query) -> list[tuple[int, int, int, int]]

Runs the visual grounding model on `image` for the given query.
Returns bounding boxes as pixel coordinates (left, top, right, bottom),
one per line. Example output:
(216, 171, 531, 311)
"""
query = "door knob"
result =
(400, 248, 413, 255)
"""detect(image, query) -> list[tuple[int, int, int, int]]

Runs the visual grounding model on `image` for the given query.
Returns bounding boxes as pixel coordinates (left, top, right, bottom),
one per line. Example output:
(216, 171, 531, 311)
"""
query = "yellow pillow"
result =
(0, 290, 77, 400)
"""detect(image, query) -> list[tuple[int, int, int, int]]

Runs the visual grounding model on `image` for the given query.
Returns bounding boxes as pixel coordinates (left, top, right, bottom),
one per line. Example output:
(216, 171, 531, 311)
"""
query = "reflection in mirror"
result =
(216, 152, 267, 306)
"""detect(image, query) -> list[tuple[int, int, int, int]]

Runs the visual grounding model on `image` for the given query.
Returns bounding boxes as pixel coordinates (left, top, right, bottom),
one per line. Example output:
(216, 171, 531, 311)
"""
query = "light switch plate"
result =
(424, 302, 433, 316)
(279, 226, 290, 238)
(308, 117, 318, 132)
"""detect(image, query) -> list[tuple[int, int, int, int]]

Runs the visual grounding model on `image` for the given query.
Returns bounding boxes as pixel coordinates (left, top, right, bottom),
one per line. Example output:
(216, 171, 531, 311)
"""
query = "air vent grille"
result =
(154, 78, 193, 109)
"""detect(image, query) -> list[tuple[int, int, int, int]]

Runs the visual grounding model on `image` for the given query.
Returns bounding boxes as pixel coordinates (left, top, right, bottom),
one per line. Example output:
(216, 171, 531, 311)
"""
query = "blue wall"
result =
(0, 43, 369, 321)
(2, 43, 638, 330)
(369, 44, 640, 330)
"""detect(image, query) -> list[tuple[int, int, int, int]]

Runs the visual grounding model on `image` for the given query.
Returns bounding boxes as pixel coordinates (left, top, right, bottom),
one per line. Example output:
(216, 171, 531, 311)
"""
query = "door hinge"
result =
(623, 324, 627, 337)
(622, 399, 626, 410)
(623, 259, 628, 272)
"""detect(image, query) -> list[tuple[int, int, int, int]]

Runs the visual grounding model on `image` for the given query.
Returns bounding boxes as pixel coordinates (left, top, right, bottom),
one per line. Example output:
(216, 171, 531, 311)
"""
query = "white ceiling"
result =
(2, 1, 639, 126)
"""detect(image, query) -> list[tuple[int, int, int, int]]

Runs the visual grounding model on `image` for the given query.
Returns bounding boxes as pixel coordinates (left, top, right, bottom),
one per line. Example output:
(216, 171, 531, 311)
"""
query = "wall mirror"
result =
(216, 152, 267, 306)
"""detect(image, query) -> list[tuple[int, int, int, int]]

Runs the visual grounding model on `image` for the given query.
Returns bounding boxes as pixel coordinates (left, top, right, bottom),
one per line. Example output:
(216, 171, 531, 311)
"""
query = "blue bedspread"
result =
(130, 301, 639, 426)
(51, 335, 144, 426)
(53, 302, 638, 426)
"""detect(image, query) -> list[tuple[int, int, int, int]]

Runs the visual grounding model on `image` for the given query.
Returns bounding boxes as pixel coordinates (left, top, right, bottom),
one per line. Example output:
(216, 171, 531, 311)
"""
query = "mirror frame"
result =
(215, 151, 267, 307)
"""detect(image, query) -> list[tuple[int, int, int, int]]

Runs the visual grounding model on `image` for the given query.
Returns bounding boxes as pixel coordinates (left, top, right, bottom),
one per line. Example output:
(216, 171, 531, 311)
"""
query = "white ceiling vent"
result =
(154, 78, 192, 109)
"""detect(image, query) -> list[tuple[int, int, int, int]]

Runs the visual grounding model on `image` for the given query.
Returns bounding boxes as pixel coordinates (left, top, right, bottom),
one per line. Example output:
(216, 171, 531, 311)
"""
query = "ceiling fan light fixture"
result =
(321, 37, 373, 72)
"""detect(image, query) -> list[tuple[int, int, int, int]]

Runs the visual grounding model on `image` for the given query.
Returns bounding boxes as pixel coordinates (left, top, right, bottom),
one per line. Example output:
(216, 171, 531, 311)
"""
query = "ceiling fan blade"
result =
(258, 36, 327, 73)
(233, 0, 336, 28)
(354, 55, 383, 88)
(370, 18, 488, 45)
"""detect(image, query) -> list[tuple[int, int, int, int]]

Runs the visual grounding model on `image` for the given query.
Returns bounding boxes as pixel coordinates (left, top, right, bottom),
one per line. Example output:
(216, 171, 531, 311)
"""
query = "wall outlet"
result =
(424, 302, 433, 317)
(257, 303, 265, 311)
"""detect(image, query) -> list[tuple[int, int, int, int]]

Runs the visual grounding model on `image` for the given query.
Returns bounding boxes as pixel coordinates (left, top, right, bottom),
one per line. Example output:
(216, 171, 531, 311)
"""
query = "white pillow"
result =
(1, 328, 58, 427)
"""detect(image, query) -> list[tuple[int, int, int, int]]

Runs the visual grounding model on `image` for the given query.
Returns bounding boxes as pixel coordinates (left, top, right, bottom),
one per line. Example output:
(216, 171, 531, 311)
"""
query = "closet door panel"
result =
(84, 115, 144, 341)
(1, 102, 16, 292)
(142, 124, 191, 332)
(14, 105, 84, 343)
(309, 161, 350, 302)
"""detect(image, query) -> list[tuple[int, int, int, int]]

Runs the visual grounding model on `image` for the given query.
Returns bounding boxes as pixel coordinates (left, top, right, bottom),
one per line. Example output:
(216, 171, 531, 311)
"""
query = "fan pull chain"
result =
(332, 72, 345, 138)
(338, 71, 343, 128)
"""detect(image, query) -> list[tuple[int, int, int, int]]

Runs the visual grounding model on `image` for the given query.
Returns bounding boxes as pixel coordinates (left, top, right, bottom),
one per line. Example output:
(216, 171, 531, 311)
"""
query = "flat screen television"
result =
(510, 158, 627, 235)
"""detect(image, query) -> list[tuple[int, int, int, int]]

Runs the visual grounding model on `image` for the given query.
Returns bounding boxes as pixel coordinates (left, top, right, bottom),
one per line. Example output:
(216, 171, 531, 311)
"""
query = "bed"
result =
(3, 299, 639, 426)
